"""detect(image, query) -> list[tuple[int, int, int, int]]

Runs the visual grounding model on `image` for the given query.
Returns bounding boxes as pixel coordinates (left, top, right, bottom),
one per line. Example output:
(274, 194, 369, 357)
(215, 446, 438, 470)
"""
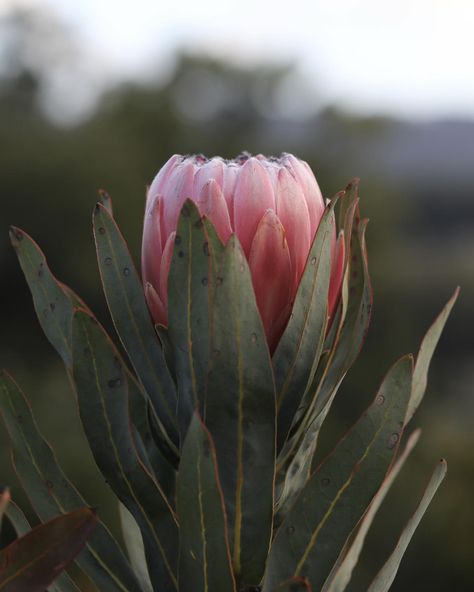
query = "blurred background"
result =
(0, 0, 472, 589)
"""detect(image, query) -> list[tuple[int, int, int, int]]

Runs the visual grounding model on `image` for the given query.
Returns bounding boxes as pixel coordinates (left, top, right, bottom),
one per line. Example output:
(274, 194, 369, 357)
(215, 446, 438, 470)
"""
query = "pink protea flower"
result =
(142, 153, 345, 353)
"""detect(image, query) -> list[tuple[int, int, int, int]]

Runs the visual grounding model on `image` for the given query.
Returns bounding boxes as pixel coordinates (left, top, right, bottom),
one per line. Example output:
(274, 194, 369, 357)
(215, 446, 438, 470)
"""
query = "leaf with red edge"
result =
(276, 207, 372, 517)
(272, 200, 335, 453)
(177, 413, 236, 592)
(205, 236, 276, 588)
(0, 507, 97, 592)
(92, 203, 179, 458)
(9, 228, 76, 369)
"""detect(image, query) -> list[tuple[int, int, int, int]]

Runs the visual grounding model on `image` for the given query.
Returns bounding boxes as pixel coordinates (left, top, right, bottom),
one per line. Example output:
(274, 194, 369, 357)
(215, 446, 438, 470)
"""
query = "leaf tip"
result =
(346, 177, 360, 191)
(9, 226, 24, 247)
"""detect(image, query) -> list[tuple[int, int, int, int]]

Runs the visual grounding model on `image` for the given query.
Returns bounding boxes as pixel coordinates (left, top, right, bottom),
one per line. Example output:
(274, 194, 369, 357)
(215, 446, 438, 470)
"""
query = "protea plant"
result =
(0, 153, 457, 592)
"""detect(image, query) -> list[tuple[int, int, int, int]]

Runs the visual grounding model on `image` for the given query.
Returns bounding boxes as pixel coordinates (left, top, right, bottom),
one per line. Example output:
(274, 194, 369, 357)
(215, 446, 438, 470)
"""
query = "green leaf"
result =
(72, 309, 179, 591)
(263, 355, 413, 592)
(9, 228, 75, 369)
(205, 236, 276, 588)
(0, 371, 143, 592)
(276, 214, 372, 513)
(0, 507, 97, 592)
(167, 201, 218, 436)
(272, 202, 334, 452)
(119, 503, 152, 592)
(92, 203, 178, 455)
(406, 287, 459, 422)
(310, 216, 372, 429)
(322, 429, 421, 592)
(272, 577, 312, 591)
(367, 460, 447, 592)
(177, 413, 236, 592)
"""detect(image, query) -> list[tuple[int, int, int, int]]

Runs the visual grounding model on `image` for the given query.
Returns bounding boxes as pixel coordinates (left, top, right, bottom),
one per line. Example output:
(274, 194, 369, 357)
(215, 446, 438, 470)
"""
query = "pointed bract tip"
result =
(346, 177, 360, 191)
(9, 226, 24, 244)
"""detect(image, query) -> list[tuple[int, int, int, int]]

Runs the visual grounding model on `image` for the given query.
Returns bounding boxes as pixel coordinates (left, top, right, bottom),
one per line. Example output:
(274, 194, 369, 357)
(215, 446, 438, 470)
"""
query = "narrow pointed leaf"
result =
(167, 201, 217, 436)
(9, 228, 75, 368)
(72, 310, 178, 591)
(205, 236, 276, 587)
(264, 355, 413, 592)
(93, 203, 178, 453)
(0, 371, 143, 592)
(0, 507, 97, 592)
(272, 203, 334, 452)
(276, 214, 371, 511)
(367, 460, 447, 592)
(177, 413, 236, 592)
(406, 288, 459, 422)
(323, 430, 421, 592)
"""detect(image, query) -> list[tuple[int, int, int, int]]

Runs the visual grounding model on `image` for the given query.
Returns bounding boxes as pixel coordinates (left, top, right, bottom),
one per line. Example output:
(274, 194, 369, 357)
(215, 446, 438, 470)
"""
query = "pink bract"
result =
(142, 153, 345, 353)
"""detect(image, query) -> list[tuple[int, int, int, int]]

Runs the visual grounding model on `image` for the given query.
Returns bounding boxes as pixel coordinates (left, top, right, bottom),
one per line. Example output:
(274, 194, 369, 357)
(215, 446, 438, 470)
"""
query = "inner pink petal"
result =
(145, 282, 167, 327)
(160, 161, 196, 244)
(147, 154, 181, 215)
(222, 164, 239, 227)
(249, 210, 292, 353)
(197, 180, 232, 244)
(233, 157, 275, 257)
(275, 167, 311, 295)
(193, 158, 225, 200)
(285, 155, 325, 240)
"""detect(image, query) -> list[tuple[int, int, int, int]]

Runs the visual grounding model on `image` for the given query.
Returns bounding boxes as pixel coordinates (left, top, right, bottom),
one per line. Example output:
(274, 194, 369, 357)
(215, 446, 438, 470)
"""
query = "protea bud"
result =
(142, 153, 345, 351)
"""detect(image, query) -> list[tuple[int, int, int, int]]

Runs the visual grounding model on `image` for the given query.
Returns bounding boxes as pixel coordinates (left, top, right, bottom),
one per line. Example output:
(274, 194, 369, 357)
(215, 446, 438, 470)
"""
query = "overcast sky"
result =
(4, 0, 474, 120)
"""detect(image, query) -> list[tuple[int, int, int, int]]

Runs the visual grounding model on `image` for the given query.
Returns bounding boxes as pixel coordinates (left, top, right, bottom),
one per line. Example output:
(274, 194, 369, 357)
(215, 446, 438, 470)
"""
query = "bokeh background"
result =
(0, 0, 473, 590)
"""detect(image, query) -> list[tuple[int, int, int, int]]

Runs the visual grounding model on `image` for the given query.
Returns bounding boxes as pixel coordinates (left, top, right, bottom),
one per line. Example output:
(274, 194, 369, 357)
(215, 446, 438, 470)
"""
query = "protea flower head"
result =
(142, 153, 345, 352)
